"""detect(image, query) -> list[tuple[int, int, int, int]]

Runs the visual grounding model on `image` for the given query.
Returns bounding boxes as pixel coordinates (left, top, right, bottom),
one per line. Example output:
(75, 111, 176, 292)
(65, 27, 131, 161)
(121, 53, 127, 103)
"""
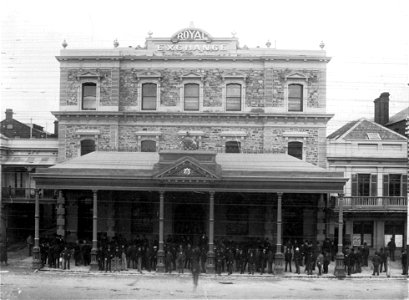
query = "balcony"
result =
(1, 187, 58, 204)
(334, 196, 407, 212)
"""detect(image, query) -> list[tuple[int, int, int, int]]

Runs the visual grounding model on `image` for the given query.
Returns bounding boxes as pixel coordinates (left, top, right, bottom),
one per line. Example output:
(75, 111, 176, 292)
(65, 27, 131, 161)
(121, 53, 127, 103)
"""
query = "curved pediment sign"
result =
(170, 28, 212, 43)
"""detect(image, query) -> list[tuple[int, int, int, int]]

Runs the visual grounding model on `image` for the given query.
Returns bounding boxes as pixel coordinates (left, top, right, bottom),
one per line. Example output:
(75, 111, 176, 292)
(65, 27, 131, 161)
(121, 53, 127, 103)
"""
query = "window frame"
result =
(287, 141, 303, 160)
(225, 140, 241, 153)
(225, 83, 243, 111)
(140, 139, 157, 152)
(285, 78, 307, 113)
(287, 83, 304, 112)
(80, 138, 96, 156)
(141, 82, 158, 111)
(180, 80, 203, 112)
(80, 80, 99, 111)
(223, 79, 245, 112)
(138, 80, 160, 111)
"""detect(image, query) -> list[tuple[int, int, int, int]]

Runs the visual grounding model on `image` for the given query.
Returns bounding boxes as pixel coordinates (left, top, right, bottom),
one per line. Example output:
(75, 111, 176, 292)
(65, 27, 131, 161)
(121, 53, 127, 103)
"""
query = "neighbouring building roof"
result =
(327, 118, 407, 141)
(327, 120, 360, 139)
(387, 107, 409, 125)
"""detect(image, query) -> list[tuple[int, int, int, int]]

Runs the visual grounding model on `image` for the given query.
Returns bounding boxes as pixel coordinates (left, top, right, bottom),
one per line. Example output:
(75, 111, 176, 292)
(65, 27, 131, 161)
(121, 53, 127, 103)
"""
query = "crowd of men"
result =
(35, 234, 408, 276)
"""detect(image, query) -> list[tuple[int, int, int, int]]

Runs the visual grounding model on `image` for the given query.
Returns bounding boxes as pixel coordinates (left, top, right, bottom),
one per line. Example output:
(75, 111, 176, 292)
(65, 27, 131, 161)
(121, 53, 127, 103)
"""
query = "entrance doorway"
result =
(77, 197, 93, 241)
(172, 192, 206, 246)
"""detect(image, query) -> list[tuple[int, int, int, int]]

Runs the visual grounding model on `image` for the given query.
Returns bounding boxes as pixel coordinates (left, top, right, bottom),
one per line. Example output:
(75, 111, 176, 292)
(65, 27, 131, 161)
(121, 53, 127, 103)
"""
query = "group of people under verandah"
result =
(23, 233, 408, 277)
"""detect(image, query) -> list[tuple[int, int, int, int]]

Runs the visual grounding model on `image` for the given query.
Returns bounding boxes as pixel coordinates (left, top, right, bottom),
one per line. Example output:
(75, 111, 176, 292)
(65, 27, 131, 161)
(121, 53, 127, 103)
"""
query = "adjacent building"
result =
(327, 93, 408, 255)
(0, 110, 58, 247)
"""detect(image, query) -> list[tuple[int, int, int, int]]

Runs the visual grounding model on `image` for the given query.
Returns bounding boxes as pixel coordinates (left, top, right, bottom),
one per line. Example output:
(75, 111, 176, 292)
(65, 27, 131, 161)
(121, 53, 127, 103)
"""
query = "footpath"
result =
(2, 246, 408, 280)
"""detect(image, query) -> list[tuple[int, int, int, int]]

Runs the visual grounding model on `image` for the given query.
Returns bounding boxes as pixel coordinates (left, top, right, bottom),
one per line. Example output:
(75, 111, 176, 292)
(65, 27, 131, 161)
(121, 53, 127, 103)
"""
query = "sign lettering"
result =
(156, 44, 227, 52)
(174, 29, 208, 41)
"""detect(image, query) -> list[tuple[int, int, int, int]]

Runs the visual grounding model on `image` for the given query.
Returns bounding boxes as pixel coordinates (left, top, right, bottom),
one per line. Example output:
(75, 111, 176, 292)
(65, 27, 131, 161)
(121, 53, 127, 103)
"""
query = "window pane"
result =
(288, 84, 302, 98)
(142, 83, 157, 110)
(81, 139, 95, 156)
(358, 174, 370, 196)
(226, 84, 241, 111)
(389, 174, 401, 196)
(82, 83, 96, 110)
(227, 84, 241, 97)
(226, 97, 241, 111)
(141, 140, 156, 152)
(184, 84, 199, 111)
(184, 84, 199, 97)
(225, 141, 241, 153)
(288, 84, 303, 112)
(288, 141, 302, 159)
(142, 83, 157, 97)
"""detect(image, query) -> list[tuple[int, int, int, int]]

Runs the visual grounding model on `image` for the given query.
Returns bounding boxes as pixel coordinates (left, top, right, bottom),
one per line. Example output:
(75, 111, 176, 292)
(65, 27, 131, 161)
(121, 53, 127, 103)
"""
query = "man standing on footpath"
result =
(27, 235, 33, 256)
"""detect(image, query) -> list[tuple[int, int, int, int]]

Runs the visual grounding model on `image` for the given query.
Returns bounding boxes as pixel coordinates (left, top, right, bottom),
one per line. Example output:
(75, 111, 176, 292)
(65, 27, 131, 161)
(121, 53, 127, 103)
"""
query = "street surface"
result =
(0, 268, 408, 300)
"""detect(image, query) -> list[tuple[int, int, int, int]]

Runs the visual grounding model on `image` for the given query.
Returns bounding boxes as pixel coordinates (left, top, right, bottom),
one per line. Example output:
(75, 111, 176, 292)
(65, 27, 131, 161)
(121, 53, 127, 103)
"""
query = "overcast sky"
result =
(1, 0, 408, 134)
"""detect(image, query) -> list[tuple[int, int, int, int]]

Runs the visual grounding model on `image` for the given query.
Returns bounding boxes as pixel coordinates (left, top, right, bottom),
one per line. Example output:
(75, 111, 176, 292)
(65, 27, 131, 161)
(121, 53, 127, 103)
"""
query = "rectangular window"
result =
(226, 84, 242, 111)
(353, 221, 373, 246)
(142, 83, 157, 110)
(357, 174, 370, 196)
(82, 83, 97, 110)
(184, 83, 199, 111)
(225, 141, 241, 153)
(389, 174, 401, 196)
(288, 84, 303, 112)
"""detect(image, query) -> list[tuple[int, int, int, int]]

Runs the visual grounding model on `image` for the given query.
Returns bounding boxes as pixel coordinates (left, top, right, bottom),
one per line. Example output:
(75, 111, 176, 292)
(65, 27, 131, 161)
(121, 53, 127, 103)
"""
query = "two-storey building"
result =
(32, 27, 347, 272)
(327, 93, 408, 255)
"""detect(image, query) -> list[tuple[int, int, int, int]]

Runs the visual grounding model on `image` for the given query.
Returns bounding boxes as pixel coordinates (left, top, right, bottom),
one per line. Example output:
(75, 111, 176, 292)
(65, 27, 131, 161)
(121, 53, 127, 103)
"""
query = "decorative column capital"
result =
(277, 192, 283, 198)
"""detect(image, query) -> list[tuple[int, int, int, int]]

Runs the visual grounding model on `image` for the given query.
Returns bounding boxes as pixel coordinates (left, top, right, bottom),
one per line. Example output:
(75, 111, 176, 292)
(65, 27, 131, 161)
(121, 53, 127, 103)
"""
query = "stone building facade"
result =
(55, 27, 330, 168)
(32, 27, 348, 273)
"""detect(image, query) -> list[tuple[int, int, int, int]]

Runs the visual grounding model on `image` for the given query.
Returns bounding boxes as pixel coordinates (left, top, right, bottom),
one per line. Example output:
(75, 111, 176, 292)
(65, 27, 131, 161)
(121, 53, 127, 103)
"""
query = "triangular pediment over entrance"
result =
(154, 152, 220, 182)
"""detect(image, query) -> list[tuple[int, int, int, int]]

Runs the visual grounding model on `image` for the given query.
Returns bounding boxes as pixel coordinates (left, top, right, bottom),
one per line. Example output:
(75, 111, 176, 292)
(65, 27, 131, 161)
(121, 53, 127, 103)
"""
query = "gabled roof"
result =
(387, 107, 409, 125)
(327, 120, 360, 139)
(328, 118, 407, 141)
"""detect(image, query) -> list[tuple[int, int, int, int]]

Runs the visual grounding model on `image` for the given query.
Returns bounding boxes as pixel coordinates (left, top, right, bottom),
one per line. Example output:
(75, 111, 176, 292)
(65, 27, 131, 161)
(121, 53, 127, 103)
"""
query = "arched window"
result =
(225, 141, 241, 153)
(288, 141, 303, 159)
(288, 84, 303, 112)
(82, 83, 97, 110)
(80, 139, 96, 156)
(226, 83, 242, 111)
(142, 83, 157, 110)
(141, 140, 156, 152)
(184, 83, 199, 111)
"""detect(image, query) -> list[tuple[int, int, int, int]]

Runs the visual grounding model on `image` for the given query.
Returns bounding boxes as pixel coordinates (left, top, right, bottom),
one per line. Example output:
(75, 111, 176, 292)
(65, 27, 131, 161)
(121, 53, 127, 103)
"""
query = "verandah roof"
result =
(33, 151, 347, 193)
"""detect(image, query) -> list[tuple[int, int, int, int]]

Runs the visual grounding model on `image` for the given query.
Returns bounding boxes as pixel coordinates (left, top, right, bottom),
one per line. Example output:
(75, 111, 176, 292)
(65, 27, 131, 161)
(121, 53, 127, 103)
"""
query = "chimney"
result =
(374, 92, 389, 125)
(54, 120, 59, 137)
(5, 109, 13, 120)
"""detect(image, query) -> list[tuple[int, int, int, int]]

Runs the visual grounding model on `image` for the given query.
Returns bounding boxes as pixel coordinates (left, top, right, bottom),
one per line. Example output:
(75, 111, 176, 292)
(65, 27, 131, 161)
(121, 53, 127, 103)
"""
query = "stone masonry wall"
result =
(62, 124, 114, 159)
(61, 69, 114, 107)
(117, 67, 322, 110)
